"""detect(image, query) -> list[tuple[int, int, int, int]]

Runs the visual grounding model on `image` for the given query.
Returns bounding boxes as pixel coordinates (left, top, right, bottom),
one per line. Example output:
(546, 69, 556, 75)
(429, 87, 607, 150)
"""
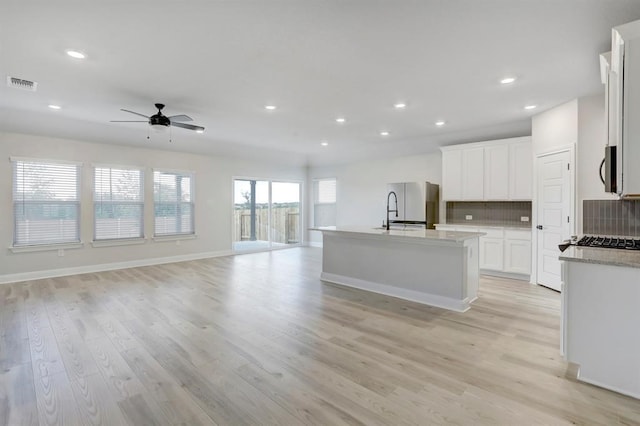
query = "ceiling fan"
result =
(111, 103, 204, 133)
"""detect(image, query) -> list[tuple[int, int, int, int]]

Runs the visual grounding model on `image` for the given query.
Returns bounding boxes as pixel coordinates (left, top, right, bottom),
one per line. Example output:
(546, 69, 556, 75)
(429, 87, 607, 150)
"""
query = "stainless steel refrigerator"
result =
(386, 181, 439, 229)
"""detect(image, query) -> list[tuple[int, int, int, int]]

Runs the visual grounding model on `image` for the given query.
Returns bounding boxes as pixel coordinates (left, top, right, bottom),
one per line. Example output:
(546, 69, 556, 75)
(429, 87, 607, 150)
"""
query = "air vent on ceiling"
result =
(7, 76, 38, 91)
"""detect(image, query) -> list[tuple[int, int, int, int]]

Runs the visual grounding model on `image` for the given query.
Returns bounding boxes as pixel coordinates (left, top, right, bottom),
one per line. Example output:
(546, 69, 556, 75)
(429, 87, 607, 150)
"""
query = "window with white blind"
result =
(12, 159, 81, 246)
(313, 178, 337, 227)
(94, 166, 144, 241)
(154, 170, 194, 236)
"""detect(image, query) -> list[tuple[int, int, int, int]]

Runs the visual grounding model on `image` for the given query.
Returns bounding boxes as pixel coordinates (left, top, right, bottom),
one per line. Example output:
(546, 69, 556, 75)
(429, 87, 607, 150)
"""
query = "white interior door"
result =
(536, 150, 572, 291)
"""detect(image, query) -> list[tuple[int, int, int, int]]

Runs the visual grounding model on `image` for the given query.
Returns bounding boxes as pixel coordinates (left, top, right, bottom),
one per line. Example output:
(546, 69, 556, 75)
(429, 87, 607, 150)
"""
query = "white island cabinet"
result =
(313, 227, 483, 312)
(560, 247, 640, 399)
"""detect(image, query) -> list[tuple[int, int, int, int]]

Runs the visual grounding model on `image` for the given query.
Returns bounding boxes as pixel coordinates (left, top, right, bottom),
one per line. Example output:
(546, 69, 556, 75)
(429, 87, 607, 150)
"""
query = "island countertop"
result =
(311, 226, 485, 244)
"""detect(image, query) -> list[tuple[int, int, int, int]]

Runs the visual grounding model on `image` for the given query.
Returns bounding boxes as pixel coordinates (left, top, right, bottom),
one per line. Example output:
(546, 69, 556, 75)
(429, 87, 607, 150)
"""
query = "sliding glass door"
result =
(233, 179, 301, 251)
(271, 181, 300, 246)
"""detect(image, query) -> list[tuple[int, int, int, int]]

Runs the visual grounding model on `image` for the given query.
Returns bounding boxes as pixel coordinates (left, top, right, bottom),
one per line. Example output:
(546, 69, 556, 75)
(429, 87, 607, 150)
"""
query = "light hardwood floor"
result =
(1, 247, 639, 425)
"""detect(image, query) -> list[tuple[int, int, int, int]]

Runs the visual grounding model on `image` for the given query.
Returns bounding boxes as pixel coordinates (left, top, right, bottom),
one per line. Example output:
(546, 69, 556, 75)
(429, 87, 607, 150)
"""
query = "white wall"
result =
(531, 94, 612, 234)
(530, 94, 610, 283)
(0, 132, 306, 282)
(532, 92, 616, 234)
(532, 99, 578, 156)
(531, 99, 579, 284)
(308, 152, 442, 244)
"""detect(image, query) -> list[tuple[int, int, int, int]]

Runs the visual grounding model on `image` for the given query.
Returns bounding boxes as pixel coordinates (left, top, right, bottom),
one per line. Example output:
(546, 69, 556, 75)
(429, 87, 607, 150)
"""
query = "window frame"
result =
(153, 169, 195, 238)
(11, 157, 82, 249)
(312, 177, 337, 228)
(93, 164, 145, 242)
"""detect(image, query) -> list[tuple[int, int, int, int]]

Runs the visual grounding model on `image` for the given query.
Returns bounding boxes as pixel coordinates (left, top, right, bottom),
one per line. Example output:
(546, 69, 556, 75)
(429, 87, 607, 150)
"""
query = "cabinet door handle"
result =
(536, 225, 543, 230)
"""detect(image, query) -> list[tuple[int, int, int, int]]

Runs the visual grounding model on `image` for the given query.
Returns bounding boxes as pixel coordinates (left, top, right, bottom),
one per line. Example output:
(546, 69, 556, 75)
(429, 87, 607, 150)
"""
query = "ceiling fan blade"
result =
(110, 120, 148, 122)
(167, 114, 193, 122)
(121, 109, 149, 119)
(171, 121, 204, 132)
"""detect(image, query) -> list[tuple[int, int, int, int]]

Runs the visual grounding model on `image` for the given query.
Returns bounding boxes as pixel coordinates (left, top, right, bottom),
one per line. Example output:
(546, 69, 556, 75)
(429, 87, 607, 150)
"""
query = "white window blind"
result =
(313, 178, 337, 227)
(94, 167, 144, 240)
(13, 159, 81, 246)
(154, 170, 194, 236)
(316, 178, 337, 203)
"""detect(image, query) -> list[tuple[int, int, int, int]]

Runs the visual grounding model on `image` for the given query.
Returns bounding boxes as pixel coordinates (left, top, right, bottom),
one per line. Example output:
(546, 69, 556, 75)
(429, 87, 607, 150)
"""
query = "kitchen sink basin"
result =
(372, 227, 421, 231)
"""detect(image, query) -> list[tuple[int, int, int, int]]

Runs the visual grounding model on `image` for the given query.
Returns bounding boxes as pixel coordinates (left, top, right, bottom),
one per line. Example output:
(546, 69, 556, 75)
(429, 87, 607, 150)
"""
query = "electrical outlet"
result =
(176, 240, 181, 246)
(57, 249, 64, 257)
(465, 215, 473, 220)
(520, 216, 530, 222)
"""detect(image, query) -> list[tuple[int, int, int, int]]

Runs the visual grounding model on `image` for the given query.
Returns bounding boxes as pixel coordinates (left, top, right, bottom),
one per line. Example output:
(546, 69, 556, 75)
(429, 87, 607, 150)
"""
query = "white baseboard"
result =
(0, 250, 234, 284)
(320, 272, 473, 313)
(481, 270, 530, 282)
(308, 242, 323, 248)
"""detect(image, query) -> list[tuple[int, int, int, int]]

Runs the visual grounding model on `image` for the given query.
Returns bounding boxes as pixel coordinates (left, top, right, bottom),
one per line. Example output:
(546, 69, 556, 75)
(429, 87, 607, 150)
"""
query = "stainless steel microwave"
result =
(601, 145, 617, 193)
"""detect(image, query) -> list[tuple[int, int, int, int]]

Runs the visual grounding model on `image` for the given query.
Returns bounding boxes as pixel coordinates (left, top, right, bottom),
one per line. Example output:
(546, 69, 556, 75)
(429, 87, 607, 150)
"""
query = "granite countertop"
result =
(310, 226, 485, 243)
(435, 223, 532, 230)
(560, 246, 640, 269)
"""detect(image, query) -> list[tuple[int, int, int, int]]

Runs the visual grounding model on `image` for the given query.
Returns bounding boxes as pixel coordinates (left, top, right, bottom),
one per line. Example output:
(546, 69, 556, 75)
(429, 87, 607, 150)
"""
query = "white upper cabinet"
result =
(608, 21, 640, 197)
(462, 147, 484, 200)
(442, 149, 462, 201)
(484, 145, 509, 200)
(509, 141, 533, 199)
(441, 137, 532, 201)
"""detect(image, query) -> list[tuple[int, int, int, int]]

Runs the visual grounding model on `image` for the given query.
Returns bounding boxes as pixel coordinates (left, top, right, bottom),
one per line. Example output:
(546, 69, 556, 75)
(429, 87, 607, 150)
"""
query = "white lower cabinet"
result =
(478, 227, 504, 271)
(480, 238, 504, 270)
(504, 230, 532, 274)
(436, 225, 531, 277)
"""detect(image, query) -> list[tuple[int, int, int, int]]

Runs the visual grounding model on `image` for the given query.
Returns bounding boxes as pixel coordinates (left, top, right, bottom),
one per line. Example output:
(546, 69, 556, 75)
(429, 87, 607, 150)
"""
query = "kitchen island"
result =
(312, 227, 483, 312)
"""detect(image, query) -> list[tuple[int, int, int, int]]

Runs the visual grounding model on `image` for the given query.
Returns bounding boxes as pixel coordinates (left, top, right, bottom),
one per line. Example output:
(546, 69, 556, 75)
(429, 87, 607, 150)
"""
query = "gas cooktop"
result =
(577, 235, 640, 250)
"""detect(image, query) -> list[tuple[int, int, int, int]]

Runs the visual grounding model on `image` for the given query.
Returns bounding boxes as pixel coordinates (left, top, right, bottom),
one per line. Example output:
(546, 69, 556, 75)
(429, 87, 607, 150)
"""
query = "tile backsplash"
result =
(446, 201, 532, 227)
(583, 199, 640, 236)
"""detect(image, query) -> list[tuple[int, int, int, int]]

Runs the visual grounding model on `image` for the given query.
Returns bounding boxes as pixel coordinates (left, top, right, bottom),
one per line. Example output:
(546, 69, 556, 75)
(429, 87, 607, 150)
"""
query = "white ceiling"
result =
(2, 1, 640, 166)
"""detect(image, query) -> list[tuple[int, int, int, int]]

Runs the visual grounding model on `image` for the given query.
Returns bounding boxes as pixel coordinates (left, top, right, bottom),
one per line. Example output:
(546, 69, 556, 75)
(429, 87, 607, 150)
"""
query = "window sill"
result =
(9, 242, 84, 254)
(91, 238, 147, 248)
(153, 234, 197, 242)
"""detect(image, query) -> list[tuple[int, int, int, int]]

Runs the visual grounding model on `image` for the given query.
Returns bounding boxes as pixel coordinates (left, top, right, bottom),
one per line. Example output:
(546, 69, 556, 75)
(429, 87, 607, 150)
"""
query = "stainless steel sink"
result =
(372, 227, 421, 231)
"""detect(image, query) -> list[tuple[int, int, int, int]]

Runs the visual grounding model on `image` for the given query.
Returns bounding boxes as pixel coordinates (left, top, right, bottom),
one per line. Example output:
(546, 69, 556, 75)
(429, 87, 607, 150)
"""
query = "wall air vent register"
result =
(6, 76, 38, 91)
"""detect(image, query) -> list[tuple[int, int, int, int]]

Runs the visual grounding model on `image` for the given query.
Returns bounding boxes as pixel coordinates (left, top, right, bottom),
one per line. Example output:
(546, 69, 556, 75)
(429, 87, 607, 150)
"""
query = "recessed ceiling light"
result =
(48, 104, 61, 110)
(336, 117, 346, 123)
(66, 50, 86, 59)
(380, 131, 389, 136)
(500, 77, 516, 84)
(435, 120, 446, 126)
(321, 141, 329, 146)
(265, 105, 277, 110)
(394, 103, 406, 109)
(524, 104, 537, 110)
(196, 129, 204, 134)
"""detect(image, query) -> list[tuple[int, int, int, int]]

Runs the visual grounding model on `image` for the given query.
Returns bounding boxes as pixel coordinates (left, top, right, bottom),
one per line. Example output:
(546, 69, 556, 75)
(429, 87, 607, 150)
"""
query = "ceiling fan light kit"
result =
(151, 123, 169, 133)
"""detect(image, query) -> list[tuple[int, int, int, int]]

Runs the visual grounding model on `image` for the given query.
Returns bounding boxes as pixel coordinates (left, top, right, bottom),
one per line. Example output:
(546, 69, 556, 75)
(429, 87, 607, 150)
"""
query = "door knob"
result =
(536, 225, 543, 230)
